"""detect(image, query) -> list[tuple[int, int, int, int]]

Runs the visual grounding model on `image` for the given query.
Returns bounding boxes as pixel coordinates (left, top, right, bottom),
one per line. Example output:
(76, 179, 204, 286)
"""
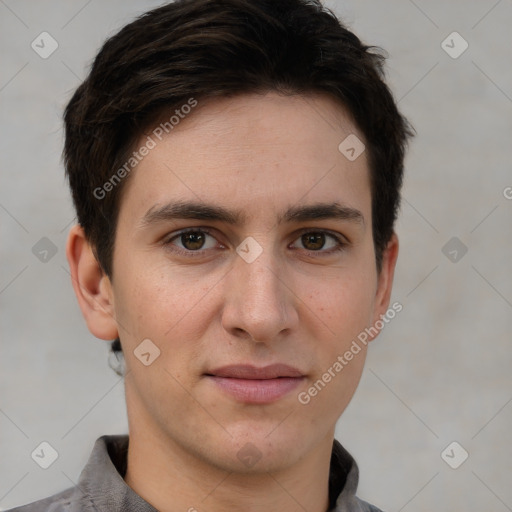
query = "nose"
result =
(220, 242, 298, 344)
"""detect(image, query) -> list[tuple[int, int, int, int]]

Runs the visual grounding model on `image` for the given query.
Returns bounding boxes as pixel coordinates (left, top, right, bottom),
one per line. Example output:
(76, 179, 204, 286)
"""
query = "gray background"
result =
(1, 0, 511, 510)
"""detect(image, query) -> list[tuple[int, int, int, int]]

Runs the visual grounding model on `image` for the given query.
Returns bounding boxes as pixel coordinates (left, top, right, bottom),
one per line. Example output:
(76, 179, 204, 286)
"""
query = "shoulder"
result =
(4, 486, 76, 512)
(330, 439, 385, 512)
(351, 496, 385, 512)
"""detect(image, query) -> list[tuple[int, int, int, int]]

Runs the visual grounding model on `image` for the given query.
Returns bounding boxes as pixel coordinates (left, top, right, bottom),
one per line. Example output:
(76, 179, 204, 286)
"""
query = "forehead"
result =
(118, 92, 371, 227)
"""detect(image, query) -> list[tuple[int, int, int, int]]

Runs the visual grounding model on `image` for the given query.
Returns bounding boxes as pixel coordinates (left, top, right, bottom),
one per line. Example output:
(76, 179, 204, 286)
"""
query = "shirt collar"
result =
(71, 435, 156, 512)
(71, 434, 361, 512)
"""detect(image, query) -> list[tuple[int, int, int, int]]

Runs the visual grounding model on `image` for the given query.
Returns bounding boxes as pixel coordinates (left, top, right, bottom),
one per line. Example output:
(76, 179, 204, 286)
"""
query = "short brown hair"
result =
(63, 0, 413, 278)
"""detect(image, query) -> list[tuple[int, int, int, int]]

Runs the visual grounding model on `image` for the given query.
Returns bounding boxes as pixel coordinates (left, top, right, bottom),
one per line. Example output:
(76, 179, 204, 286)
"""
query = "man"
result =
(8, 0, 412, 510)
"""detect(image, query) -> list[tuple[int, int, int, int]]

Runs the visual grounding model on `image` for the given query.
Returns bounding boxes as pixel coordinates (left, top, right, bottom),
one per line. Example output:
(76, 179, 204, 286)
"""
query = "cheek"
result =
(302, 263, 377, 343)
(298, 274, 372, 419)
(112, 257, 218, 347)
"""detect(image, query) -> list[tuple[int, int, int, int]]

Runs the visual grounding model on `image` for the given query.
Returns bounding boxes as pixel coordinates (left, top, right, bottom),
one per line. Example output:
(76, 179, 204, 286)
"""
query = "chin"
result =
(212, 425, 307, 473)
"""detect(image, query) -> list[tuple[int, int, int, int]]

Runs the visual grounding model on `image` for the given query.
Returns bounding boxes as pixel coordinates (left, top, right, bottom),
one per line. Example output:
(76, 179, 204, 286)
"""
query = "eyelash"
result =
(162, 227, 348, 258)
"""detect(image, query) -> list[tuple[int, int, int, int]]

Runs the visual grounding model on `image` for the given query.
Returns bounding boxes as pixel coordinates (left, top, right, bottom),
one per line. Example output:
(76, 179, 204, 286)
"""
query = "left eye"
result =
(290, 231, 343, 252)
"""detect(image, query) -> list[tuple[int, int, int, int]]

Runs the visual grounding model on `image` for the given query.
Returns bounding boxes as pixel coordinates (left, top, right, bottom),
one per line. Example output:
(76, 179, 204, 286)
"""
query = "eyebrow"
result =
(139, 200, 365, 229)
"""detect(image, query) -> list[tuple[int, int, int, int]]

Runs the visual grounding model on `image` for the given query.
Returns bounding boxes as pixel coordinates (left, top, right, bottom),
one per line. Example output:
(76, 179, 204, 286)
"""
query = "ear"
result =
(66, 224, 118, 340)
(368, 232, 399, 341)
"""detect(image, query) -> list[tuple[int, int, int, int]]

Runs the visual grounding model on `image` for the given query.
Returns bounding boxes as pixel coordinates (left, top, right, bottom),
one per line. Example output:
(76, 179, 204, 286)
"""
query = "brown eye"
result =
(164, 228, 219, 254)
(301, 232, 326, 251)
(290, 230, 346, 255)
(180, 231, 206, 250)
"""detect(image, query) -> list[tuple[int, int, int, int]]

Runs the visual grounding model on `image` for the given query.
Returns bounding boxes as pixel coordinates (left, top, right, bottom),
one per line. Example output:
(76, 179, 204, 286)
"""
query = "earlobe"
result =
(369, 233, 399, 340)
(66, 224, 119, 340)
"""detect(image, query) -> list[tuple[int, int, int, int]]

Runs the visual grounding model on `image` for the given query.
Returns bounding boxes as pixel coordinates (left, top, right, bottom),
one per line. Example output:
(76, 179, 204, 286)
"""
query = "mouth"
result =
(204, 364, 306, 404)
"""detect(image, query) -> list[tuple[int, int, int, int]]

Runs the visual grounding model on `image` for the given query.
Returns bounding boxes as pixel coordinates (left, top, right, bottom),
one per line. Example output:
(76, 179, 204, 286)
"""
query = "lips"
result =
(205, 364, 305, 404)
(206, 364, 304, 379)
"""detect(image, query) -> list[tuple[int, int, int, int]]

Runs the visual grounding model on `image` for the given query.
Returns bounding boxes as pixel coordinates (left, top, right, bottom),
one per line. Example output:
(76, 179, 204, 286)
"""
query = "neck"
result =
(124, 425, 334, 512)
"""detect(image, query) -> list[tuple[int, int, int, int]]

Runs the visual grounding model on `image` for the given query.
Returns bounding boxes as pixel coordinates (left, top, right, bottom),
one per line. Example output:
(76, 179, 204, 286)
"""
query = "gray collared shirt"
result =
(6, 435, 383, 512)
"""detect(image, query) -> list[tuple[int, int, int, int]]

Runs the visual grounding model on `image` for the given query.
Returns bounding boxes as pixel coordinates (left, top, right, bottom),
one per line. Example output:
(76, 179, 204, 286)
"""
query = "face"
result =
(104, 92, 396, 473)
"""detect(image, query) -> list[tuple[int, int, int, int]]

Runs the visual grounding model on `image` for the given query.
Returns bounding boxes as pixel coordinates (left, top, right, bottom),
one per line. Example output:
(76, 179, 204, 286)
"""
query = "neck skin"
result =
(123, 397, 335, 512)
